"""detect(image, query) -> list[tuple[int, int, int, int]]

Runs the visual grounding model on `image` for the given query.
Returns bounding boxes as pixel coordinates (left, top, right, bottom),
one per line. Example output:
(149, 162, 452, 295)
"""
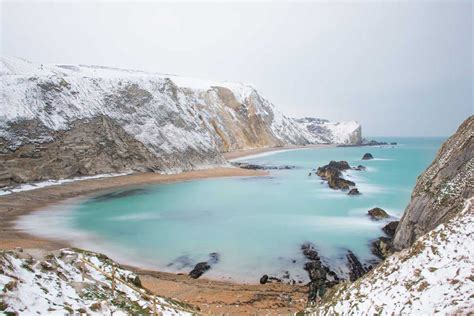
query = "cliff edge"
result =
(393, 115, 473, 249)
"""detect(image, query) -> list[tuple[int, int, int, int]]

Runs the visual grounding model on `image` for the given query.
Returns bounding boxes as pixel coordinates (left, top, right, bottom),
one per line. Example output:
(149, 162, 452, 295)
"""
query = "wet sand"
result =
(0, 147, 316, 314)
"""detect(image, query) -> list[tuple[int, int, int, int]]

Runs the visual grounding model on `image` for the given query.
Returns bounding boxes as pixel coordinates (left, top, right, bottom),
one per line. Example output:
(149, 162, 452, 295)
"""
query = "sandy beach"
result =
(0, 147, 319, 314)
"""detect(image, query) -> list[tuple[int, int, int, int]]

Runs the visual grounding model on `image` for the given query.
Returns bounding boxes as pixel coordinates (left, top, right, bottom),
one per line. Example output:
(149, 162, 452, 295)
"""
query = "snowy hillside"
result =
(0, 248, 194, 315)
(307, 197, 474, 314)
(0, 56, 360, 185)
(295, 117, 362, 145)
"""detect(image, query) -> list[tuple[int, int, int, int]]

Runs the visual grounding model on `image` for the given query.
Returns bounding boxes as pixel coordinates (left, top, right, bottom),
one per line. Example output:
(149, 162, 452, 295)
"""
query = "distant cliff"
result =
(0, 56, 360, 186)
(393, 115, 473, 249)
(294, 117, 362, 145)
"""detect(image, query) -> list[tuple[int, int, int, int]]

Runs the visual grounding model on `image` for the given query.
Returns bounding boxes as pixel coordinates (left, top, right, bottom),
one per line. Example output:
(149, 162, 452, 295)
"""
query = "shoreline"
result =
(223, 143, 333, 160)
(0, 145, 321, 313)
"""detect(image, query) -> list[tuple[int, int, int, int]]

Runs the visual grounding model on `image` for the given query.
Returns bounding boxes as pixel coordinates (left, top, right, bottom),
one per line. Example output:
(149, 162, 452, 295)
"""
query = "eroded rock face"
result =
(393, 116, 474, 250)
(0, 116, 163, 184)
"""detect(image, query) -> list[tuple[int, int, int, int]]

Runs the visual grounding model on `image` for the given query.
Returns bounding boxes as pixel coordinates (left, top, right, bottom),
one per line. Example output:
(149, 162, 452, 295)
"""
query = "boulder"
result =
(371, 237, 394, 259)
(368, 207, 389, 220)
(259, 274, 269, 284)
(301, 243, 320, 261)
(346, 251, 368, 282)
(390, 142, 397, 145)
(328, 176, 355, 190)
(382, 221, 399, 238)
(189, 262, 211, 279)
(348, 188, 361, 196)
(353, 165, 366, 171)
(362, 153, 374, 160)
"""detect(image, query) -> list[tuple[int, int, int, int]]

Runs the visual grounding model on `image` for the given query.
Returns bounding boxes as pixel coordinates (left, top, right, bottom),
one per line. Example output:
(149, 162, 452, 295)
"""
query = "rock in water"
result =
(382, 221, 399, 238)
(301, 243, 320, 261)
(353, 165, 366, 171)
(347, 188, 360, 195)
(346, 251, 367, 281)
(259, 274, 269, 284)
(316, 161, 356, 191)
(367, 207, 389, 220)
(371, 237, 394, 259)
(362, 153, 374, 160)
(189, 262, 211, 279)
(393, 116, 474, 250)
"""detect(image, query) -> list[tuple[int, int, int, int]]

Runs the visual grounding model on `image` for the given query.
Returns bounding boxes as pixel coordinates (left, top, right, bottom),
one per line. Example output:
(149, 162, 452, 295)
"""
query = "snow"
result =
(308, 197, 474, 315)
(0, 248, 193, 315)
(0, 173, 130, 196)
(295, 117, 361, 144)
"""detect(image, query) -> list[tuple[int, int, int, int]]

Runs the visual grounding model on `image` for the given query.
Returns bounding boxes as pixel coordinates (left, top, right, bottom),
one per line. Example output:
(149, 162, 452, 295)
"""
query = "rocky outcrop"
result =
(316, 161, 357, 191)
(362, 153, 373, 160)
(230, 162, 295, 170)
(294, 117, 362, 145)
(346, 251, 368, 282)
(188, 252, 220, 279)
(347, 188, 360, 196)
(367, 207, 389, 220)
(393, 116, 474, 250)
(382, 221, 399, 238)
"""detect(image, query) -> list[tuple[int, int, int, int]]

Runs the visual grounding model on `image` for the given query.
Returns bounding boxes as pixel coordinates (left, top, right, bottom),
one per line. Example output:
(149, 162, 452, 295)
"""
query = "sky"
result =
(1, 0, 472, 137)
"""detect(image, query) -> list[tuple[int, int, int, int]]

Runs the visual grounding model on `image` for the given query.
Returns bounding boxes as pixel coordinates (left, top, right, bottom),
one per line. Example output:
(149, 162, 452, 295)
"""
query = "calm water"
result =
(19, 137, 444, 283)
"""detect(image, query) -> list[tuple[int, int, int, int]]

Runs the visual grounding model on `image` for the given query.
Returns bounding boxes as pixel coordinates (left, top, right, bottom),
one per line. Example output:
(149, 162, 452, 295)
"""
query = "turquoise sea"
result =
(19, 137, 445, 283)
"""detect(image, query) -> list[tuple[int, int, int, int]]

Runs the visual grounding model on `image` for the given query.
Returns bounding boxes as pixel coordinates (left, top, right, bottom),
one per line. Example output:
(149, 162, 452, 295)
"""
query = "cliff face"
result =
(294, 117, 362, 145)
(393, 115, 473, 250)
(0, 56, 360, 186)
(306, 117, 474, 315)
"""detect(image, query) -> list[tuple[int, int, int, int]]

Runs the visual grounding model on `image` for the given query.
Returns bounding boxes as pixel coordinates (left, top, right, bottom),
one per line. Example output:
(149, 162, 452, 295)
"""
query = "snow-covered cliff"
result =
(0, 56, 359, 185)
(294, 117, 362, 145)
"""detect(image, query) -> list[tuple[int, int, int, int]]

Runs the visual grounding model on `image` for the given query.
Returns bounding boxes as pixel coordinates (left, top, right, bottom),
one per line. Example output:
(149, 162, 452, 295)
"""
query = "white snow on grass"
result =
(308, 197, 474, 315)
(0, 173, 130, 196)
(0, 248, 194, 315)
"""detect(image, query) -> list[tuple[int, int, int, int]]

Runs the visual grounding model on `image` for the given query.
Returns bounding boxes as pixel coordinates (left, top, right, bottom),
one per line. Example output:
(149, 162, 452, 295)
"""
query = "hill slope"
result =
(0, 56, 360, 186)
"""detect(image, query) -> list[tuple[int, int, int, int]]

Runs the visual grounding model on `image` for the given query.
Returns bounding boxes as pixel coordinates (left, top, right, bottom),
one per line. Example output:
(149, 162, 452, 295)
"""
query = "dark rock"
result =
(328, 176, 355, 191)
(346, 251, 368, 282)
(316, 161, 356, 191)
(268, 276, 282, 283)
(382, 221, 399, 238)
(231, 162, 296, 170)
(259, 274, 269, 284)
(353, 165, 366, 171)
(390, 142, 397, 145)
(282, 271, 290, 279)
(189, 262, 211, 279)
(368, 207, 389, 220)
(301, 243, 320, 261)
(362, 153, 374, 160)
(365, 140, 388, 146)
(348, 188, 361, 196)
(371, 237, 394, 259)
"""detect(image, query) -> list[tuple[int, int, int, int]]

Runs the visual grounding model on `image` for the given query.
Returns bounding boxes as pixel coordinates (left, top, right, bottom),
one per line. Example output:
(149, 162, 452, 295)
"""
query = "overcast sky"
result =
(1, 1, 472, 136)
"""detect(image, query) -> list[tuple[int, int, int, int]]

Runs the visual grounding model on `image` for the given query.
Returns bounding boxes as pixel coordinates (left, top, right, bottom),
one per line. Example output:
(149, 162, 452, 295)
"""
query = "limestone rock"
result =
(393, 116, 474, 250)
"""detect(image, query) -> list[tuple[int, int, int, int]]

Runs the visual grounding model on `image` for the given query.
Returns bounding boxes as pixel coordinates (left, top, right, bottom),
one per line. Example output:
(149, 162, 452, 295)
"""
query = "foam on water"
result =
(17, 137, 444, 283)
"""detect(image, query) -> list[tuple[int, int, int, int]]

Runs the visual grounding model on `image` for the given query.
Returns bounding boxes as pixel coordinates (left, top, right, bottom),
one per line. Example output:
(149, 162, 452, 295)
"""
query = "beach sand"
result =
(0, 147, 319, 314)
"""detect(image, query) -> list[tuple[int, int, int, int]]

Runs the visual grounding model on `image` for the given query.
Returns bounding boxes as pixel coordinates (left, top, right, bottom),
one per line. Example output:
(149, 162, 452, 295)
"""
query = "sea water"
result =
(17, 137, 444, 283)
